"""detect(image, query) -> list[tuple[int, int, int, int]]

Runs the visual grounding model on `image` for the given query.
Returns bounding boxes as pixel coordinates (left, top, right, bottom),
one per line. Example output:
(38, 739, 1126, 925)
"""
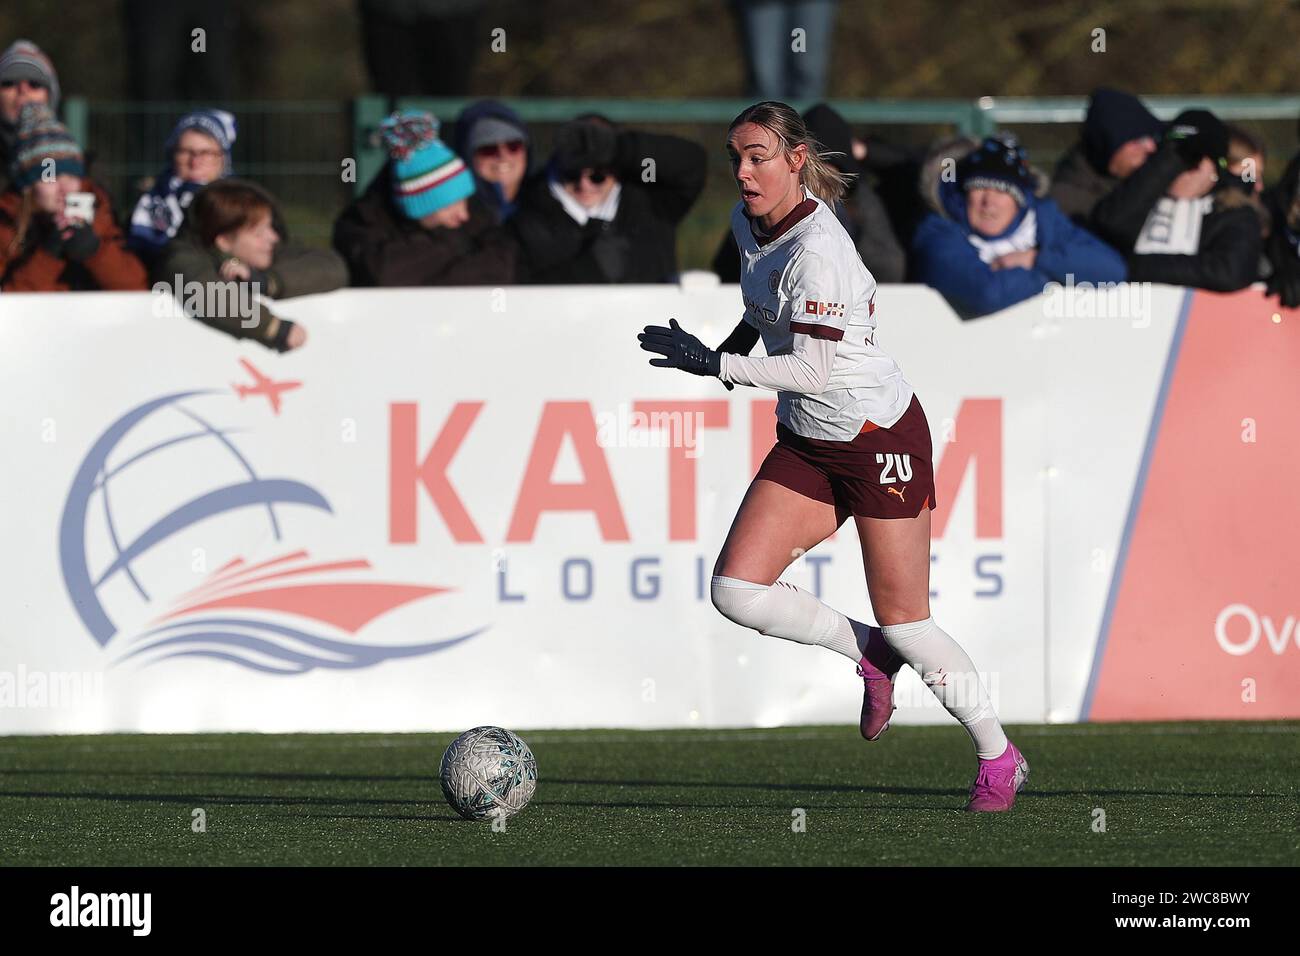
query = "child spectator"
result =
(128, 109, 236, 267)
(0, 104, 146, 292)
(1091, 110, 1261, 293)
(510, 116, 706, 283)
(912, 135, 1126, 318)
(333, 110, 516, 286)
(155, 179, 347, 351)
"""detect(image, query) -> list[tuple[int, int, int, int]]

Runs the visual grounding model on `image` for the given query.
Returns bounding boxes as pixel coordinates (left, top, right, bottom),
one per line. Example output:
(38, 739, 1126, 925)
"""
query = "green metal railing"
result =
(58, 93, 1300, 256)
(351, 94, 1300, 193)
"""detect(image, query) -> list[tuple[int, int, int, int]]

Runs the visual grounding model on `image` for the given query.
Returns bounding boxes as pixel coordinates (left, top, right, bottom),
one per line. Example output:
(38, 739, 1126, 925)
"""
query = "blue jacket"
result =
(912, 178, 1126, 318)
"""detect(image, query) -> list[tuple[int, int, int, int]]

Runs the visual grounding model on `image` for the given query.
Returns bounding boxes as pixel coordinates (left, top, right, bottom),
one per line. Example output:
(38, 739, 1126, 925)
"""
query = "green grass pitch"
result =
(1, 722, 1296, 866)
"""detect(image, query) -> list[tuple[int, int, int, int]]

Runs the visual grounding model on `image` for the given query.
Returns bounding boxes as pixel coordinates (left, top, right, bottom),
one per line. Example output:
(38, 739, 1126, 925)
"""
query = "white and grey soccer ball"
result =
(439, 726, 538, 821)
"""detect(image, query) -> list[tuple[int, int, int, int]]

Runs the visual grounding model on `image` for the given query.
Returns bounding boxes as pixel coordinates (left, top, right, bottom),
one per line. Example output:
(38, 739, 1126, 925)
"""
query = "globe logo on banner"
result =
(58, 368, 482, 675)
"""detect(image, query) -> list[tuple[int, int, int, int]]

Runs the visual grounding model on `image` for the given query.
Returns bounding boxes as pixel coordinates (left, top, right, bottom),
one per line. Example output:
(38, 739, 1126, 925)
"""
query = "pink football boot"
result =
(856, 627, 901, 741)
(964, 740, 1029, 812)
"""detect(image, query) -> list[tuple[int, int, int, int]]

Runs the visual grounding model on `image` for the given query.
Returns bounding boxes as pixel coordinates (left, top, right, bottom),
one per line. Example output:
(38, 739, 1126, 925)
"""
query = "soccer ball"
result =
(439, 726, 538, 821)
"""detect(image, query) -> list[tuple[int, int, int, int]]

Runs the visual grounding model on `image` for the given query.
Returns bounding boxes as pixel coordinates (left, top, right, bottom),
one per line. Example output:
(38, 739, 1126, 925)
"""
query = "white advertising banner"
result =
(0, 283, 1187, 733)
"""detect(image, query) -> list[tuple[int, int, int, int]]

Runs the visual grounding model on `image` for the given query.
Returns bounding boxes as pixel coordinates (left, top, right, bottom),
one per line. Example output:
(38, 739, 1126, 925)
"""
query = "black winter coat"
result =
(510, 130, 706, 284)
(333, 166, 517, 287)
(1090, 146, 1261, 292)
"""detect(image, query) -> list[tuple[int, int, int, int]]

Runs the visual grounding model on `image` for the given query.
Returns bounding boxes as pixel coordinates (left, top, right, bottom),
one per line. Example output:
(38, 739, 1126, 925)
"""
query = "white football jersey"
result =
(719, 188, 914, 440)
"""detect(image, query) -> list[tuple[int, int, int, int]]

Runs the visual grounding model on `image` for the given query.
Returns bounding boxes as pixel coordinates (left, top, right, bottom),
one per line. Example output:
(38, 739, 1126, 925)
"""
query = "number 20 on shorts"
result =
(876, 452, 913, 484)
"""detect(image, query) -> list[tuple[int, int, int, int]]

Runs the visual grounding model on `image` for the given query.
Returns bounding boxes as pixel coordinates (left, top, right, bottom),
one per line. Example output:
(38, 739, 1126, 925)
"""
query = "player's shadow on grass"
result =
(0, 788, 429, 807)
(2, 768, 434, 785)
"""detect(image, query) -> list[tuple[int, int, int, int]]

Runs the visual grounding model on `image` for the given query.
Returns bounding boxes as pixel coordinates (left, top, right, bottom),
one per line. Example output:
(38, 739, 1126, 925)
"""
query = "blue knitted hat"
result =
(166, 109, 238, 175)
(380, 110, 474, 220)
(958, 135, 1034, 207)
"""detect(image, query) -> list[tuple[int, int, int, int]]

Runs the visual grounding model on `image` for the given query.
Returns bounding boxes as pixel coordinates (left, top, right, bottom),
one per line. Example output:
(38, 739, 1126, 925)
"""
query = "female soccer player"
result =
(637, 102, 1028, 812)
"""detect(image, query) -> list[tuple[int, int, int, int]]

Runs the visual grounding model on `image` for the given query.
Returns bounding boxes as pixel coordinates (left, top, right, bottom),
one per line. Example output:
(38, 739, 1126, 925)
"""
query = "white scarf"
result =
(548, 174, 622, 226)
(966, 208, 1038, 264)
(1134, 196, 1214, 256)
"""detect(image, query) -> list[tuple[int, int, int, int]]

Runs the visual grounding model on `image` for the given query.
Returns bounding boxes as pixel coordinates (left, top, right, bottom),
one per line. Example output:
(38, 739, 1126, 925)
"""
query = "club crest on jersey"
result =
(767, 270, 781, 295)
(805, 299, 845, 318)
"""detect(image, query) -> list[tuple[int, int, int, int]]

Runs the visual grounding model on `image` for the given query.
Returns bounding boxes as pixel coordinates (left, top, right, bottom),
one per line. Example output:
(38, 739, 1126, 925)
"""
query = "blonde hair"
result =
(6, 189, 37, 258)
(727, 101, 855, 204)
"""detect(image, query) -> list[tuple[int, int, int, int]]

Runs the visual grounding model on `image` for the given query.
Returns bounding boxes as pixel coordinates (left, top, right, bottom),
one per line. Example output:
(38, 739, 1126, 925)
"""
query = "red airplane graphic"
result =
(232, 358, 301, 415)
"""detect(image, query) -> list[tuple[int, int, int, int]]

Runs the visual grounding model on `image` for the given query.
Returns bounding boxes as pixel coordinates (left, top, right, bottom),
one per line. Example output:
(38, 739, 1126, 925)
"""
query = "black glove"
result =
(638, 318, 724, 379)
(59, 223, 101, 262)
(1164, 109, 1229, 169)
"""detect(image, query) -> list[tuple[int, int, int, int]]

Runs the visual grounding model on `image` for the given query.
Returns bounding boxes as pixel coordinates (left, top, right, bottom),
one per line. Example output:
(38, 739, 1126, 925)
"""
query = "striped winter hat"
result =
(0, 39, 61, 112)
(958, 135, 1034, 207)
(165, 108, 238, 173)
(11, 102, 83, 191)
(380, 110, 473, 220)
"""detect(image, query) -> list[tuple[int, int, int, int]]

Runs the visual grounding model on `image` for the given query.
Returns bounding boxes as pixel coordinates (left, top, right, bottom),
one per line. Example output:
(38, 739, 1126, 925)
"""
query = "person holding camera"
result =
(1089, 108, 1262, 293)
(510, 115, 707, 283)
(0, 103, 146, 292)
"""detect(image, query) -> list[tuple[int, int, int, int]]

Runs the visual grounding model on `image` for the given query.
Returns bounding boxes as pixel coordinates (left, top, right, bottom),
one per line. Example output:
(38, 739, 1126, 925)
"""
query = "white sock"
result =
(878, 617, 1008, 759)
(710, 575, 871, 662)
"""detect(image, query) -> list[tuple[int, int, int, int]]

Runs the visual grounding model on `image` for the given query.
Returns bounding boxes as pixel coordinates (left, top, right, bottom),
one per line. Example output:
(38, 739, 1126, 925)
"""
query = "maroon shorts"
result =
(754, 394, 937, 519)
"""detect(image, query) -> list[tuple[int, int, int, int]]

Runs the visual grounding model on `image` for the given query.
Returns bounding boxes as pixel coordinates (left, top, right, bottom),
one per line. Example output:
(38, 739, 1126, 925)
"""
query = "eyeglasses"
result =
(474, 140, 525, 160)
(174, 147, 224, 161)
(562, 168, 611, 186)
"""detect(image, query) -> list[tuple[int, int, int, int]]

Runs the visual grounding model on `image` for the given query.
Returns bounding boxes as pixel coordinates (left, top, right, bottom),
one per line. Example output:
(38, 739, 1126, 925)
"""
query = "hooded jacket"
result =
(451, 99, 532, 224)
(912, 160, 1126, 318)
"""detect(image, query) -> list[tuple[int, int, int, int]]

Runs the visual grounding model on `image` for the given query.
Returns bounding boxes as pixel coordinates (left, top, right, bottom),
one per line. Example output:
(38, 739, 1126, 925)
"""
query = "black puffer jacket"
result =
(510, 129, 706, 284)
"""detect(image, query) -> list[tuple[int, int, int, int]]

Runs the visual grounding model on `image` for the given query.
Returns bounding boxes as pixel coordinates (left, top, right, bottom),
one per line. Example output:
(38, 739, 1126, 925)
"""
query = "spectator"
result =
(731, 0, 839, 100)
(1051, 88, 1163, 226)
(1222, 125, 1275, 291)
(510, 117, 706, 283)
(1091, 109, 1261, 293)
(712, 101, 904, 283)
(333, 110, 516, 286)
(1262, 142, 1300, 308)
(0, 40, 60, 194)
(0, 104, 147, 292)
(912, 135, 1126, 318)
(156, 179, 347, 351)
(1225, 125, 1266, 198)
(451, 100, 531, 223)
(128, 109, 237, 267)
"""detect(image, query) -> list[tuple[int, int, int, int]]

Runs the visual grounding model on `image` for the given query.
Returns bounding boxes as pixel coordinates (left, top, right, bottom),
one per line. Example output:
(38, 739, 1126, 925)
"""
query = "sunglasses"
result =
(473, 140, 525, 160)
(561, 168, 611, 186)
